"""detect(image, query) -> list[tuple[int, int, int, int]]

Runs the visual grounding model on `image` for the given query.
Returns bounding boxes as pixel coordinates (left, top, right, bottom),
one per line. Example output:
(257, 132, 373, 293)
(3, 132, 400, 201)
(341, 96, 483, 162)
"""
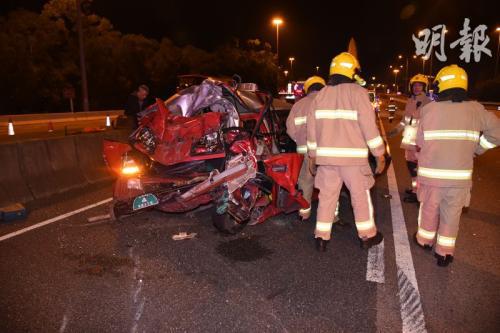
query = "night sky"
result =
(1, 0, 499, 84)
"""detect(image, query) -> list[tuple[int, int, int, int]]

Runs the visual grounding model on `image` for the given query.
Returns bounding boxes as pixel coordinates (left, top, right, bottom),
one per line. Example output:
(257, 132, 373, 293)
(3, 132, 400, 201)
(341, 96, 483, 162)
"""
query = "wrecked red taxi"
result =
(103, 79, 307, 233)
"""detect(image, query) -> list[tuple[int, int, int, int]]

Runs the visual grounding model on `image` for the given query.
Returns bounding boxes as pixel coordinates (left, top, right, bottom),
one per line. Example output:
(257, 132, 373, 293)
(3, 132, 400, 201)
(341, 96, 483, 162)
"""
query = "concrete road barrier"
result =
(75, 132, 112, 183)
(18, 140, 59, 199)
(0, 129, 132, 207)
(47, 137, 87, 192)
(0, 143, 34, 206)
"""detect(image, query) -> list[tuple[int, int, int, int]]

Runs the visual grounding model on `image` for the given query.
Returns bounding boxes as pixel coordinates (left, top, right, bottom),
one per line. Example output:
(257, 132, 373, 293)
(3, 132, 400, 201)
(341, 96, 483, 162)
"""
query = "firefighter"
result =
(415, 64, 500, 267)
(307, 52, 386, 252)
(286, 76, 326, 221)
(387, 97, 397, 123)
(388, 74, 431, 202)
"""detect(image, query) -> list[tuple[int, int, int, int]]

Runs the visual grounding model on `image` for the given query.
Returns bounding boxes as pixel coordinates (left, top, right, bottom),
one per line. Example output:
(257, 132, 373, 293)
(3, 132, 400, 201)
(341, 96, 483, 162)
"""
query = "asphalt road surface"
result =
(1, 98, 499, 332)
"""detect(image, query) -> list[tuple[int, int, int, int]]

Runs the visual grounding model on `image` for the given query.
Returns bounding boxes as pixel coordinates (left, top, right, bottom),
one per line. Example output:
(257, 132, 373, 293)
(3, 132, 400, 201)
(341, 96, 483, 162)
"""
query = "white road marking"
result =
(379, 117, 427, 332)
(0, 198, 113, 242)
(59, 313, 69, 333)
(366, 241, 385, 283)
(129, 248, 146, 333)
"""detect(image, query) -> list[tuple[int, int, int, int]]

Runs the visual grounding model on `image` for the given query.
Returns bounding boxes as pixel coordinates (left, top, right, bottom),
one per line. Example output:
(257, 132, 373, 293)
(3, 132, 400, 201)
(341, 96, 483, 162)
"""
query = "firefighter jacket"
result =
(286, 91, 318, 154)
(416, 100, 500, 188)
(307, 83, 385, 166)
(400, 93, 431, 150)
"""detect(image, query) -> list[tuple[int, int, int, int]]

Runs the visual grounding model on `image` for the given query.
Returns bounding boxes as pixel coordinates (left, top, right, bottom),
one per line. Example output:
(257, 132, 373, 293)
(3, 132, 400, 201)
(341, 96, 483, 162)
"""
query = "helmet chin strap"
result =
(432, 81, 440, 94)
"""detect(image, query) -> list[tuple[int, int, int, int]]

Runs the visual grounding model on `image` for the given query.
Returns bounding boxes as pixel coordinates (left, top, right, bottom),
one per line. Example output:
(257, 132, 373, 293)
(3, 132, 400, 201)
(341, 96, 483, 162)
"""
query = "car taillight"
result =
(121, 155, 141, 175)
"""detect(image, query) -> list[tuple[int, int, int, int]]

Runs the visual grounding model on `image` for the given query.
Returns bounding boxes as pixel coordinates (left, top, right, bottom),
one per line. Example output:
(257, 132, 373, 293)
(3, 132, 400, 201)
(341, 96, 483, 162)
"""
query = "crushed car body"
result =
(103, 78, 308, 233)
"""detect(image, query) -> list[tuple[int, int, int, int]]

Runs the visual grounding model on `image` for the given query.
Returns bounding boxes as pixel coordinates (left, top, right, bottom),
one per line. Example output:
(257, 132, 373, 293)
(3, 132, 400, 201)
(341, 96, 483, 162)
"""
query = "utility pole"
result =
(76, 0, 89, 111)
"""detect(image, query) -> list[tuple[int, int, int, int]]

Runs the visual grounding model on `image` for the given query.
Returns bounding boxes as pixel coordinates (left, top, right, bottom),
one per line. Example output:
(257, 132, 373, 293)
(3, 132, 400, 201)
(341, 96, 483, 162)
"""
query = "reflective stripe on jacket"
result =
(306, 83, 385, 166)
(286, 91, 318, 154)
(416, 100, 500, 187)
(401, 93, 431, 150)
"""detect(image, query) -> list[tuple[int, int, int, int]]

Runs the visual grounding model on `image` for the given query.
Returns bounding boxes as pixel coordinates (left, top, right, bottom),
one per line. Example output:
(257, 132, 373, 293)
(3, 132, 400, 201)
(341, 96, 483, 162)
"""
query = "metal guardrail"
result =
(0, 110, 124, 125)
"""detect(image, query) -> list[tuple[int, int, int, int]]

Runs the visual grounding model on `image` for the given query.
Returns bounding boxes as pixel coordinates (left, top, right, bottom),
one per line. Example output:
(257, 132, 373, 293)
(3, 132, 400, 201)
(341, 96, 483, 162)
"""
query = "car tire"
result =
(211, 209, 247, 235)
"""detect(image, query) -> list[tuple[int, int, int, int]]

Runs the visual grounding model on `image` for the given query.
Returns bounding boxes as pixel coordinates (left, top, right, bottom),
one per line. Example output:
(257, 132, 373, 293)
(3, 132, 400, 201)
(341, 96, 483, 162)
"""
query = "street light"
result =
(284, 70, 289, 77)
(289, 57, 295, 79)
(393, 69, 400, 93)
(398, 54, 410, 92)
(421, 55, 428, 73)
(272, 18, 283, 64)
(495, 27, 500, 77)
(316, 66, 319, 74)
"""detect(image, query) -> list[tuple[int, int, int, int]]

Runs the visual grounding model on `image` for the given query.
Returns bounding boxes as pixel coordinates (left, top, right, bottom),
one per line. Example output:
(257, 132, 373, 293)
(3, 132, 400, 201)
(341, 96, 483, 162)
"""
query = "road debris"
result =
(0, 203, 27, 222)
(172, 232, 197, 241)
(87, 214, 111, 223)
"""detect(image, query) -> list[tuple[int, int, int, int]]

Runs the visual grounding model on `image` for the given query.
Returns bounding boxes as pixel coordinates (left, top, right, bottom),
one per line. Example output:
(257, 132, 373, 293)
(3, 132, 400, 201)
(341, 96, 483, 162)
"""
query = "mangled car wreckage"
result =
(103, 79, 308, 233)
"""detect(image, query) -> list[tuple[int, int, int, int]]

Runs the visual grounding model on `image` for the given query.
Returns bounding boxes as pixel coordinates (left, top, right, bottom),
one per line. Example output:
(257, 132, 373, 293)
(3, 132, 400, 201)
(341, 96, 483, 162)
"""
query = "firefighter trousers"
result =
(416, 184, 471, 256)
(298, 154, 315, 215)
(405, 149, 418, 192)
(314, 165, 377, 240)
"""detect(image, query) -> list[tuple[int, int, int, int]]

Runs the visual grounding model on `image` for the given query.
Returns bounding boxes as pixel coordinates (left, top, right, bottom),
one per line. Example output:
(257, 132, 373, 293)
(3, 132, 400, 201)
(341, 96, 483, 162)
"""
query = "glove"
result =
(308, 157, 317, 176)
(374, 155, 386, 175)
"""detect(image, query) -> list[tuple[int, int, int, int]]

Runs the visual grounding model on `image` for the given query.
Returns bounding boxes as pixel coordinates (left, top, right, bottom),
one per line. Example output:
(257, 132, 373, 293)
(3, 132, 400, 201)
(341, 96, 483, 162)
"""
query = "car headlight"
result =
(191, 131, 223, 155)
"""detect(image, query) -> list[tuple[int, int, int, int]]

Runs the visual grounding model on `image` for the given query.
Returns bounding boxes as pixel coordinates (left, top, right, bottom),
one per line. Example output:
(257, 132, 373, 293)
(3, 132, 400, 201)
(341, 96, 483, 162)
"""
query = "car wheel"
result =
(211, 209, 247, 235)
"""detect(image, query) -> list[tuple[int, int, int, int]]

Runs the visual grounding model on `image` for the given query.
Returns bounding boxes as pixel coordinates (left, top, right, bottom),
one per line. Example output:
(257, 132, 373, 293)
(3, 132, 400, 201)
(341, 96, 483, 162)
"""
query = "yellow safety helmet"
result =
(434, 64, 468, 92)
(409, 74, 428, 91)
(329, 52, 360, 79)
(303, 76, 326, 94)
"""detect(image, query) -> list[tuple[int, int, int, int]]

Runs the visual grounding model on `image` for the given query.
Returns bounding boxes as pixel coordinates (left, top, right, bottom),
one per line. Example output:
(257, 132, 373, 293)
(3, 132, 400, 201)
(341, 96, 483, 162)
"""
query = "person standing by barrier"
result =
(125, 84, 150, 130)
(415, 65, 500, 267)
(388, 74, 431, 203)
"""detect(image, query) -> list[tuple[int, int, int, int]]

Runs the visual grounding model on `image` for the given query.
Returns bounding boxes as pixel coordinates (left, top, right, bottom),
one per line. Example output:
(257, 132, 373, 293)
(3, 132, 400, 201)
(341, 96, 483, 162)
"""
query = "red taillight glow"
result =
(121, 157, 140, 175)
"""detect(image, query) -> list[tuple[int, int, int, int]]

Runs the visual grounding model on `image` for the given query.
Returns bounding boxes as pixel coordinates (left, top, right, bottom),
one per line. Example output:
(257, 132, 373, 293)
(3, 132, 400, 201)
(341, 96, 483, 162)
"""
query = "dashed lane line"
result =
(378, 117, 427, 333)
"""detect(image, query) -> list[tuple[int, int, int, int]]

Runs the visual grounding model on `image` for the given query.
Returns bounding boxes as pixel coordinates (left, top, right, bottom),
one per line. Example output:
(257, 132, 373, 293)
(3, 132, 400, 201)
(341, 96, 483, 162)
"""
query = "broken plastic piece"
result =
(87, 214, 111, 223)
(172, 232, 197, 241)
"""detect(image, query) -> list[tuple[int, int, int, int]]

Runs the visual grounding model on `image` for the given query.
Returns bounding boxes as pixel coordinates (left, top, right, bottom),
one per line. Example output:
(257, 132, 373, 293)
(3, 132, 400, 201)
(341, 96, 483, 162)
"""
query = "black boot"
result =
(315, 237, 329, 252)
(332, 218, 349, 230)
(435, 253, 454, 267)
(413, 232, 432, 251)
(360, 232, 384, 249)
(403, 192, 418, 203)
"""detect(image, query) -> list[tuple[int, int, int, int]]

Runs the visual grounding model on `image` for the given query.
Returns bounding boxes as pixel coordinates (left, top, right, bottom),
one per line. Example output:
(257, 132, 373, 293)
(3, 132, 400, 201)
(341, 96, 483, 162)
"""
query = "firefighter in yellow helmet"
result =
(306, 52, 386, 251)
(286, 76, 325, 221)
(388, 74, 431, 203)
(415, 64, 500, 266)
